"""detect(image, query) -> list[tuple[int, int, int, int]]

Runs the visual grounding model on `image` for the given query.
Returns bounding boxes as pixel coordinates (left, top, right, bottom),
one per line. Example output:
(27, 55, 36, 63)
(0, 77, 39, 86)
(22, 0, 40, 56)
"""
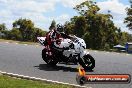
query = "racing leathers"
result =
(45, 28, 71, 51)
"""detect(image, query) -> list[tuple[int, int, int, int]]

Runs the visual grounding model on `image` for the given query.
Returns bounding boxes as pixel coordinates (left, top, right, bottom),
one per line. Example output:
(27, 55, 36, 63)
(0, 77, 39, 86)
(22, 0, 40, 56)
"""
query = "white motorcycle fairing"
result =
(37, 36, 90, 58)
(37, 37, 46, 46)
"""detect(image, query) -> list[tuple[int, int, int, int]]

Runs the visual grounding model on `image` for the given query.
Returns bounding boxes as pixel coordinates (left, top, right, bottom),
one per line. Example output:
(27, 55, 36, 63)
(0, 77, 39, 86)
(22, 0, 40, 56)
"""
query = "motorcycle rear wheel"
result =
(42, 49, 58, 66)
(79, 54, 95, 71)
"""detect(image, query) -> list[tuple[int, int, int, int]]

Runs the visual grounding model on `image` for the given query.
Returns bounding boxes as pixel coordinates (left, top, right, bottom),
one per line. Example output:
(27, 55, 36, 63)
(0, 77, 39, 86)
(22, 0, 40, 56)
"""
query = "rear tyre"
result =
(79, 54, 95, 71)
(42, 49, 58, 66)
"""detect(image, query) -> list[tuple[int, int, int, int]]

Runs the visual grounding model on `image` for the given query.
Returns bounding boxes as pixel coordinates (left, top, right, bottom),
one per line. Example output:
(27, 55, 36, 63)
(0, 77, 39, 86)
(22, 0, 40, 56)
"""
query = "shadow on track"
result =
(34, 64, 78, 72)
(34, 64, 93, 72)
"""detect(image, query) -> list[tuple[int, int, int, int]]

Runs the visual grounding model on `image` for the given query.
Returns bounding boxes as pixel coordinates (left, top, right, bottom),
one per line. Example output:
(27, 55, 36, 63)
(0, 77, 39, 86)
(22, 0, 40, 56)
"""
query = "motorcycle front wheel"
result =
(79, 54, 95, 71)
(42, 49, 58, 66)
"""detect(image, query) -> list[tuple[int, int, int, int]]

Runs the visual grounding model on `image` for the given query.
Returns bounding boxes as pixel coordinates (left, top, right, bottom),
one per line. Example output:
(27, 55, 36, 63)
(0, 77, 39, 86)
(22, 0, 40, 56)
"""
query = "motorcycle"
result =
(37, 30, 95, 70)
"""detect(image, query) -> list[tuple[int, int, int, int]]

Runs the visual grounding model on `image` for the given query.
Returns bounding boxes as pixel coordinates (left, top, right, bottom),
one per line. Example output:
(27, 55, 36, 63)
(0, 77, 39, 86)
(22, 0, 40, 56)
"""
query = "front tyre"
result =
(79, 54, 95, 71)
(42, 49, 58, 66)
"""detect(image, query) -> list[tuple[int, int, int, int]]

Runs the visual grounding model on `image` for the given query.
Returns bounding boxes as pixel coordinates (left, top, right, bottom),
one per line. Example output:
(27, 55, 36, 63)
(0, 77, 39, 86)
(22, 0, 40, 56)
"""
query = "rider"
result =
(45, 24, 72, 51)
(45, 27, 61, 46)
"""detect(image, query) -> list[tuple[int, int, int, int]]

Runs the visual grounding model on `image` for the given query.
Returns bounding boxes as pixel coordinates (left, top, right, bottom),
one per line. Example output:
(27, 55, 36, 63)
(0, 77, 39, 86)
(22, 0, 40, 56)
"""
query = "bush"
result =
(104, 43, 110, 51)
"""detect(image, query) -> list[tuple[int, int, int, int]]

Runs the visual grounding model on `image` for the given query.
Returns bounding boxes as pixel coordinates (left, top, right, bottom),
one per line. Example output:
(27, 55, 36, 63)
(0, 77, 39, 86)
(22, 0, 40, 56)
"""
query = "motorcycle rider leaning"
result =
(45, 24, 72, 51)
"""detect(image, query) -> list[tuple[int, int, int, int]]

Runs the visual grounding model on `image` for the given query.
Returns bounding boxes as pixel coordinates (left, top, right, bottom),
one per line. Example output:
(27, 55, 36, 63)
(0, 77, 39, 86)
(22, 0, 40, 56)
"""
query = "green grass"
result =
(0, 75, 73, 88)
(0, 39, 39, 45)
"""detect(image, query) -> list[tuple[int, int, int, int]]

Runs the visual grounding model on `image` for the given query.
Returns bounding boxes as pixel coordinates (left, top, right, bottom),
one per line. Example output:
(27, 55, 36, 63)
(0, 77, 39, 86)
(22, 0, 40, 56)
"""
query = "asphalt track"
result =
(0, 42, 132, 88)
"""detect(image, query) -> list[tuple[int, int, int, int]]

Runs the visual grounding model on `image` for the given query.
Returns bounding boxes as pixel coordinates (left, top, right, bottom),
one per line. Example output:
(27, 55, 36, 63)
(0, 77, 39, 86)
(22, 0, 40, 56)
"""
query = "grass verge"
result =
(0, 39, 38, 45)
(0, 74, 73, 88)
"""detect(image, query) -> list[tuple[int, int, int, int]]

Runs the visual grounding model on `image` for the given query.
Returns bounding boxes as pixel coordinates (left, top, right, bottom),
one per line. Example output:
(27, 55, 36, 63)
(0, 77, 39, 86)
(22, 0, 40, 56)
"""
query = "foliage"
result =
(12, 18, 47, 42)
(104, 43, 110, 51)
(1, 30, 11, 39)
(13, 18, 35, 41)
(124, 0, 132, 30)
(64, 1, 120, 49)
(49, 20, 56, 31)
(10, 28, 22, 40)
(0, 23, 6, 31)
(127, 34, 132, 42)
(1, 18, 47, 42)
(74, 16, 87, 37)
(64, 21, 74, 35)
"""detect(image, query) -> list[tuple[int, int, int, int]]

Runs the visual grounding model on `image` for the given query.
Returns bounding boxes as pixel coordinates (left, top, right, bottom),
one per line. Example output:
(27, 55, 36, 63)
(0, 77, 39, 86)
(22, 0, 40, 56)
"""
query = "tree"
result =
(73, 1, 119, 49)
(13, 18, 35, 41)
(64, 21, 74, 35)
(49, 20, 56, 30)
(1, 30, 11, 39)
(127, 34, 132, 42)
(10, 28, 22, 40)
(74, 1, 100, 16)
(124, 0, 132, 30)
(74, 16, 87, 38)
(12, 18, 47, 42)
(0, 23, 6, 31)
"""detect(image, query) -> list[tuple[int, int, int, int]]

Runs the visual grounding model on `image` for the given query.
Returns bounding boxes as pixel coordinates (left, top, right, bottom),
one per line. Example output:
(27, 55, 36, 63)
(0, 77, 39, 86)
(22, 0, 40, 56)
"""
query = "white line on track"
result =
(0, 70, 90, 88)
(126, 54, 130, 56)
(36, 45, 39, 47)
(24, 44, 28, 45)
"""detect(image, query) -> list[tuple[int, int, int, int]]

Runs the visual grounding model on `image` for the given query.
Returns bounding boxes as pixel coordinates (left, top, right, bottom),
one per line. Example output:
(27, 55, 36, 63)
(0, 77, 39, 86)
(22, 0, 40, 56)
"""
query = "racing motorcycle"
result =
(37, 27, 95, 70)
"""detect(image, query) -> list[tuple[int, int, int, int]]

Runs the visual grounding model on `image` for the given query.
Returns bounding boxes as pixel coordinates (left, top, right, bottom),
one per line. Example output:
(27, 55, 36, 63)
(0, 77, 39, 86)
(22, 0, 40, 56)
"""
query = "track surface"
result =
(0, 42, 132, 88)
